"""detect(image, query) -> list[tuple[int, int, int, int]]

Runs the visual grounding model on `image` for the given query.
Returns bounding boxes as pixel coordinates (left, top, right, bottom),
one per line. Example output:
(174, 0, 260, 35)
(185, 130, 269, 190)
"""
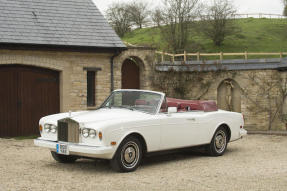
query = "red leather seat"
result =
(166, 97, 218, 112)
(135, 99, 147, 105)
(178, 103, 188, 112)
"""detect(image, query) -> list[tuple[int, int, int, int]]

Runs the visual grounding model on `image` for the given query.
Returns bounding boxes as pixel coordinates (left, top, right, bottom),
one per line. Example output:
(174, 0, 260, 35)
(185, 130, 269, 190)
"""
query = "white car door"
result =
(158, 112, 211, 150)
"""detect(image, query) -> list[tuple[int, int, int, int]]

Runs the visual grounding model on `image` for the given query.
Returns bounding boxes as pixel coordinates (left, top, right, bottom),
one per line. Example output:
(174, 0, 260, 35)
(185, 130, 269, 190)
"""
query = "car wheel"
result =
(110, 136, 143, 172)
(206, 127, 228, 156)
(51, 151, 78, 163)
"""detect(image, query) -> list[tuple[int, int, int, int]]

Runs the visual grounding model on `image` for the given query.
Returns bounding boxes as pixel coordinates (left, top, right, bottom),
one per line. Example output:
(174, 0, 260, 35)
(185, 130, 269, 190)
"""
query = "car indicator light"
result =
(39, 125, 43, 133)
(99, 132, 102, 140)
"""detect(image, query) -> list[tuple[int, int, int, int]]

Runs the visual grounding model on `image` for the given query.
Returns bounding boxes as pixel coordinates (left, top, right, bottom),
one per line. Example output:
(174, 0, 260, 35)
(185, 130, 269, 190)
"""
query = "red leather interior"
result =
(148, 99, 158, 106)
(167, 102, 178, 108)
(166, 97, 218, 112)
(135, 99, 147, 105)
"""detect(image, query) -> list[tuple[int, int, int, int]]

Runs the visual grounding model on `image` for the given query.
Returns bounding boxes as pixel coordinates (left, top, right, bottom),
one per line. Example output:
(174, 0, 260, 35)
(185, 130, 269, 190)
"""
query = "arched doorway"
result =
(121, 58, 140, 89)
(0, 65, 60, 137)
(217, 79, 241, 112)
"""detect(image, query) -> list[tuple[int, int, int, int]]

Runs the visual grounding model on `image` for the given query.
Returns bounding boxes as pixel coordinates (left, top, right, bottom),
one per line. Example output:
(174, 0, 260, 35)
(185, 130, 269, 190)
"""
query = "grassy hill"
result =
(122, 18, 287, 55)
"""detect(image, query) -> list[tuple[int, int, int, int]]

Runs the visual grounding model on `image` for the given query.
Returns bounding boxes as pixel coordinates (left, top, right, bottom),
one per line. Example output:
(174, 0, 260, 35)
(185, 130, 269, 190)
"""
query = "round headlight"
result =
(50, 125, 57, 133)
(44, 124, 50, 133)
(89, 129, 96, 138)
(82, 128, 89, 138)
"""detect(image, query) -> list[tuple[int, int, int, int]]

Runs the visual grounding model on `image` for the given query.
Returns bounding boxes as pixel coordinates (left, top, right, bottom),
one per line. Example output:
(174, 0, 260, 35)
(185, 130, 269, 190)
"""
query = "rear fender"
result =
(209, 122, 231, 143)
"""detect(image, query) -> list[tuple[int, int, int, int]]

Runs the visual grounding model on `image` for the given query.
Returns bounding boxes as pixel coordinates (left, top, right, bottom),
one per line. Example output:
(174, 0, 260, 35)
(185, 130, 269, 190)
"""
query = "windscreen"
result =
(101, 91, 162, 114)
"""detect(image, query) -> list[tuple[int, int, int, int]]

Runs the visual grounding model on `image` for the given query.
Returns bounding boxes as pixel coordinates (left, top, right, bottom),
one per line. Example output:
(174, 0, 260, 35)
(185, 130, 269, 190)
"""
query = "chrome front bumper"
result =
(34, 138, 115, 159)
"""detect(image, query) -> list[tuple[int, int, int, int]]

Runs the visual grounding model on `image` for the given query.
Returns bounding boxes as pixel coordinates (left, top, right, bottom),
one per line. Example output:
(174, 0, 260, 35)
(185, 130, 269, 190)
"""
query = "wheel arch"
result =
(114, 131, 148, 158)
(212, 123, 231, 143)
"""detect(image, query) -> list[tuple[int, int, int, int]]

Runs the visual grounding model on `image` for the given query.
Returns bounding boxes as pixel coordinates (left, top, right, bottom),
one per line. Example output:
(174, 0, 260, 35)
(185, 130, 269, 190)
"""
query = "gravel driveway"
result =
(0, 135, 286, 191)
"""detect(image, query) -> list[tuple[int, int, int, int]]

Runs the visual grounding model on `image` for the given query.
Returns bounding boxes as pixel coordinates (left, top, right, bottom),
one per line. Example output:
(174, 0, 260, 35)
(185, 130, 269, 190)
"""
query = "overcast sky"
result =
(92, 0, 284, 15)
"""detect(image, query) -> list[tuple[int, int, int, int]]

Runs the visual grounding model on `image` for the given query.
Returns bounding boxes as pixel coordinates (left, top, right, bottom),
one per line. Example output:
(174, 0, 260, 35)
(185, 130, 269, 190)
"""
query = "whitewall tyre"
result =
(206, 127, 228, 156)
(110, 136, 143, 172)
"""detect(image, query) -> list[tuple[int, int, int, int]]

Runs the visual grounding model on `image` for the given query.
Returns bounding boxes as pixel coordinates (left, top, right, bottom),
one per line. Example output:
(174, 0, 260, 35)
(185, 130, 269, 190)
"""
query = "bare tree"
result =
(127, 1, 150, 29)
(283, 0, 287, 16)
(200, 0, 238, 46)
(106, 3, 132, 37)
(159, 0, 200, 53)
(152, 8, 164, 27)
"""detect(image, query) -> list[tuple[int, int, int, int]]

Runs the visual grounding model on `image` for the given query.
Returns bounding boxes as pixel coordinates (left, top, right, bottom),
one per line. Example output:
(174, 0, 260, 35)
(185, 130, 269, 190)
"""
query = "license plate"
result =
(56, 143, 69, 155)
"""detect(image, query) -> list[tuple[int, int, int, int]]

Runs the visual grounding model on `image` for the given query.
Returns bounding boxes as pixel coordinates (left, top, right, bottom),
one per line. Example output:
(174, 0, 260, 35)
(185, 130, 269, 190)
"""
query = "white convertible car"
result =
(34, 89, 247, 172)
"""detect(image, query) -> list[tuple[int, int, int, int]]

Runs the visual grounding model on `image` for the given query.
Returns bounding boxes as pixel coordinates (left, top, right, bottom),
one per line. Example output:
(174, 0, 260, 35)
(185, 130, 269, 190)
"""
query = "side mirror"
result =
(168, 107, 177, 114)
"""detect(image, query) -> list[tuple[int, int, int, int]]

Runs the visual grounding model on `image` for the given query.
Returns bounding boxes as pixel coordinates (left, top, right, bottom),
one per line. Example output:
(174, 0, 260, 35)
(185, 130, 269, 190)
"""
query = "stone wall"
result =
(152, 66, 287, 131)
(199, 70, 286, 131)
(113, 48, 287, 131)
(0, 49, 113, 112)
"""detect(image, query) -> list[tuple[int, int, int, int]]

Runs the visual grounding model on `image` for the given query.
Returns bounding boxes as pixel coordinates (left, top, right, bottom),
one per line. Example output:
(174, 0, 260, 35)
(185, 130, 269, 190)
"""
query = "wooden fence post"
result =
(184, 51, 187, 62)
(245, 51, 248, 60)
(197, 52, 200, 61)
(280, 52, 283, 59)
(172, 54, 175, 63)
(161, 52, 164, 62)
(220, 52, 223, 60)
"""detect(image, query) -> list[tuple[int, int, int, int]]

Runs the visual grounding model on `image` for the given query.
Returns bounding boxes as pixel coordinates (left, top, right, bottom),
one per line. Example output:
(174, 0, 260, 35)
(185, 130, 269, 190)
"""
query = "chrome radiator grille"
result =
(57, 118, 79, 143)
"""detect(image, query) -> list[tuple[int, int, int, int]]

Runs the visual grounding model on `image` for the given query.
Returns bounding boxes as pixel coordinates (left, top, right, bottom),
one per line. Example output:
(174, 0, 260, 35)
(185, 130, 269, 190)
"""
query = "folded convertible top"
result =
(166, 98, 218, 112)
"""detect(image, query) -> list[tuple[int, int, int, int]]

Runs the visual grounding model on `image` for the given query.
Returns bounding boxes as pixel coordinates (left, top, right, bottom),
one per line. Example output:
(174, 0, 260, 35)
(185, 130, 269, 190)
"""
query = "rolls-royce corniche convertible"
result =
(34, 89, 247, 172)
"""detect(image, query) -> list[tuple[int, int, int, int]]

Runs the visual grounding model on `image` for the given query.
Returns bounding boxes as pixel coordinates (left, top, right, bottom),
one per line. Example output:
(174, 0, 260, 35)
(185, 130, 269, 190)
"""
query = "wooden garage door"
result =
(0, 65, 60, 137)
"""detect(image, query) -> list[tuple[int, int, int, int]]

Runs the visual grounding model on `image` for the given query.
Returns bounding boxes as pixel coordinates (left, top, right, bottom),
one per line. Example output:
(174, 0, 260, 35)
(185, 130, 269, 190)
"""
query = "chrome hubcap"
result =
(214, 130, 226, 153)
(121, 141, 139, 169)
(124, 147, 136, 163)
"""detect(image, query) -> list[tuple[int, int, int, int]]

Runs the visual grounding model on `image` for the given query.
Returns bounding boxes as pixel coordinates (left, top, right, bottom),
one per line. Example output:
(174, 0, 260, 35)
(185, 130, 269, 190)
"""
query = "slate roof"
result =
(0, 0, 126, 49)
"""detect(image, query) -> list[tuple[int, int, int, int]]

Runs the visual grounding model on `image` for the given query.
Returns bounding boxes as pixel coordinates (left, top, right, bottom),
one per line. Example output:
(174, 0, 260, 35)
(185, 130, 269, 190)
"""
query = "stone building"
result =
(0, 0, 157, 137)
(0, 0, 131, 137)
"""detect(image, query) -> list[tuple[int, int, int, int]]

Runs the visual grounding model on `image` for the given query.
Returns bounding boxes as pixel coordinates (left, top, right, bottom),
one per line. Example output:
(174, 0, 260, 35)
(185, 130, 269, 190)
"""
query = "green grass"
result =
(122, 18, 287, 57)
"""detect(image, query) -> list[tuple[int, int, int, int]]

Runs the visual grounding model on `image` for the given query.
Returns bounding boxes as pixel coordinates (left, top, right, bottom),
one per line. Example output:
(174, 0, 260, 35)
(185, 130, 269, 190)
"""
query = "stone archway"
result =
(114, 47, 156, 91)
(121, 58, 140, 89)
(217, 79, 241, 112)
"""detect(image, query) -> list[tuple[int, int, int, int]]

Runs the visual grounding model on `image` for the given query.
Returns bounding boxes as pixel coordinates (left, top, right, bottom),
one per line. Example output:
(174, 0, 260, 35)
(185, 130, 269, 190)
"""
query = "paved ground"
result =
(0, 135, 286, 191)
